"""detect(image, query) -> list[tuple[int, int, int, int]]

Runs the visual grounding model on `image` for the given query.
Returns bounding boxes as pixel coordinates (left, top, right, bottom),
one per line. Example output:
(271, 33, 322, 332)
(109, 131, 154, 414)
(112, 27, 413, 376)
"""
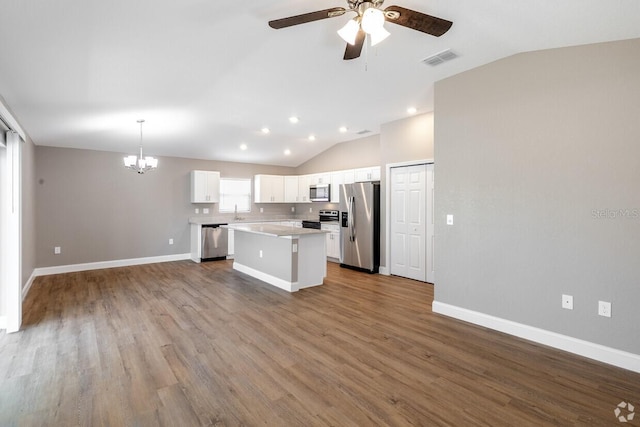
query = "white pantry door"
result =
(390, 164, 429, 282)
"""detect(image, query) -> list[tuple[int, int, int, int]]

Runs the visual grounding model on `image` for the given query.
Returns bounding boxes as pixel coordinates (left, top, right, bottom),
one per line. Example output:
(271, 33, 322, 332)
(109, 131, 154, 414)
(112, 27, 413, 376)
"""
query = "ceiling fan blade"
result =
(343, 28, 366, 60)
(269, 7, 346, 29)
(384, 6, 452, 37)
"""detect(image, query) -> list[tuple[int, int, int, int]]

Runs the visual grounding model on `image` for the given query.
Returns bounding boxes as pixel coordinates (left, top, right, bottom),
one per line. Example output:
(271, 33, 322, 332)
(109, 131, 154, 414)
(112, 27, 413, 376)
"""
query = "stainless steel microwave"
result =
(309, 184, 330, 202)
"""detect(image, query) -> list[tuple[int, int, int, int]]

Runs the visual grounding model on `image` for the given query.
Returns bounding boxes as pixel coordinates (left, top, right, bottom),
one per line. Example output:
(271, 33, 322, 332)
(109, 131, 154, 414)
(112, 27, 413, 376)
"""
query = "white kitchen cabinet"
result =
(321, 223, 341, 260)
(254, 174, 285, 203)
(354, 166, 380, 182)
(191, 170, 220, 203)
(343, 169, 355, 184)
(227, 228, 234, 258)
(297, 174, 311, 203)
(309, 173, 331, 185)
(330, 172, 343, 204)
(284, 175, 299, 203)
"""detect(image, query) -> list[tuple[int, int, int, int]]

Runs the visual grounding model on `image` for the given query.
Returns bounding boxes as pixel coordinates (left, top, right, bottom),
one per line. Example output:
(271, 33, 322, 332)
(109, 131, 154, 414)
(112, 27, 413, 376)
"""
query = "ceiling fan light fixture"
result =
(337, 18, 360, 45)
(369, 25, 390, 46)
(361, 7, 385, 35)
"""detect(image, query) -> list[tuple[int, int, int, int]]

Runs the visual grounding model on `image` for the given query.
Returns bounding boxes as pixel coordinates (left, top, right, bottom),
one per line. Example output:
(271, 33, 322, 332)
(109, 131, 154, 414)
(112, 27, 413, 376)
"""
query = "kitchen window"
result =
(219, 178, 251, 213)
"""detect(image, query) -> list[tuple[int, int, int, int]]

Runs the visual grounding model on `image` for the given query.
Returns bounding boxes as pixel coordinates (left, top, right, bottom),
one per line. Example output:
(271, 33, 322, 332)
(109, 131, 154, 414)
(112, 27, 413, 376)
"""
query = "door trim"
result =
(382, 159, 433, 277)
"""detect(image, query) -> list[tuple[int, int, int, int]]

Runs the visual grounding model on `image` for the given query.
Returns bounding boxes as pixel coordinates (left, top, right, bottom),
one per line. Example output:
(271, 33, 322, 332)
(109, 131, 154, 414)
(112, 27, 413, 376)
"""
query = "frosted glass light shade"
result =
(361, 8, 385, 34)
(337, 19, 360, 45)
(369, 26, 390, 46)
(124, 155, 137, 167)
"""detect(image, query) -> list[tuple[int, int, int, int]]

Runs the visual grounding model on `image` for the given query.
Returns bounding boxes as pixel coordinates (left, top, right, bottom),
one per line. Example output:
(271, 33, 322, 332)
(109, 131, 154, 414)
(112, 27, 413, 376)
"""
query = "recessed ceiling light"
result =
(407, 107, 418, 115)
(240, 144, 247, 151)
(339, 126, 348, 133)
(308, 135, 316, 141)
(261, 127, 270, 134)
(289, 116, 299, 124)
(284, 149, 291, 156)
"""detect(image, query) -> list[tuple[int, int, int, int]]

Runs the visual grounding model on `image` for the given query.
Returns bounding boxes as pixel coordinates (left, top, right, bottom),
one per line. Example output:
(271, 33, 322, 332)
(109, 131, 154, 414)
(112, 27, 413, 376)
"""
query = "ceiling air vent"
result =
(356, 129, 372, 135)
(422, 49, 458, 67)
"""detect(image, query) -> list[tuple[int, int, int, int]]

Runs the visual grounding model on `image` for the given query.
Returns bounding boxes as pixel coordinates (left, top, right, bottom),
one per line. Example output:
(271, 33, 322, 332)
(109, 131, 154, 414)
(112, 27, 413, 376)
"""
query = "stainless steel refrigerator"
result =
(339, 182, 380, 273)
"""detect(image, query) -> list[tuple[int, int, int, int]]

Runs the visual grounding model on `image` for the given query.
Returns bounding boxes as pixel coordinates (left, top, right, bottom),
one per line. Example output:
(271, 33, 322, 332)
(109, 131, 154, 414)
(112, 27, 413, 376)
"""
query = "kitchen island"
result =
(223, 223, 327, 292)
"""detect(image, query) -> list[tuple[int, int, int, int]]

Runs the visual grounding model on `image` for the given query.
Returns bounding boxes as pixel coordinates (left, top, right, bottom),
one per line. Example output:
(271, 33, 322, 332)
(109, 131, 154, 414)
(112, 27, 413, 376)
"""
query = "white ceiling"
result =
(0, 1, 639, 167)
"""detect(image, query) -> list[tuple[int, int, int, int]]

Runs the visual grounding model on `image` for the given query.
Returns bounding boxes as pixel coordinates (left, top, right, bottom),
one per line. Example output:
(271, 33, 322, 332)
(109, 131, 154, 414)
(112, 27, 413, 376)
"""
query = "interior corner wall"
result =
(434, 38, 640, 354)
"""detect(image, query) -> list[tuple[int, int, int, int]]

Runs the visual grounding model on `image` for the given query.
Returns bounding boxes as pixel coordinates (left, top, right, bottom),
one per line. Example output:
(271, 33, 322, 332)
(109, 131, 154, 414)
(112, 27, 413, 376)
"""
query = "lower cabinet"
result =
(321, 223, 341, 260)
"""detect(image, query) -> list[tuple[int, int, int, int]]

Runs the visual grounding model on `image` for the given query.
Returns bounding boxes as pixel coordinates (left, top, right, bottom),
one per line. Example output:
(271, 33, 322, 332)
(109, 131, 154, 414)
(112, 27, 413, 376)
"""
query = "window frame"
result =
(218, 177, 252, 213)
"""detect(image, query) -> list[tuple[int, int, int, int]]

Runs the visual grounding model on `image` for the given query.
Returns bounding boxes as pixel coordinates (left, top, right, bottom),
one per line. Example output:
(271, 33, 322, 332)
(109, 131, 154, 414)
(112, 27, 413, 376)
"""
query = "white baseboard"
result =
(233, 262, 297, 292)
(432, 301, 640, 374)
(0, 315, 6, 330)
(32, 253, 192, 278)
(378, 266, 390, 275)
(22, 271, 37, 301)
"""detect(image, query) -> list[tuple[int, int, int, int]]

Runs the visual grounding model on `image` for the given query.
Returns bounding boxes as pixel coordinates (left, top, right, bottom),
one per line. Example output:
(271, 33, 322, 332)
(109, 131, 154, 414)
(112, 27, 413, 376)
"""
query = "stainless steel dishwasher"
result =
(201, 224, 228, 261)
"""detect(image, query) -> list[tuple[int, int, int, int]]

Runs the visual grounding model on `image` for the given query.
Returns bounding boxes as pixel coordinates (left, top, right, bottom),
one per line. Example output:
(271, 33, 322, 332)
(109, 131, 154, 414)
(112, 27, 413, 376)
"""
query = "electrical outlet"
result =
(259, 250, 263, 258)
(598, 301, 611, 318)
(309, 207, 313, 213)
(291, 207, 295, 212)
(447, 214, 454, 225)
(54, 246, 61, 255)
(260, 207, 264, 213)
(562, 294, 573, 310)
(195, 208, 199, 214)
(169, 238, 174, 245)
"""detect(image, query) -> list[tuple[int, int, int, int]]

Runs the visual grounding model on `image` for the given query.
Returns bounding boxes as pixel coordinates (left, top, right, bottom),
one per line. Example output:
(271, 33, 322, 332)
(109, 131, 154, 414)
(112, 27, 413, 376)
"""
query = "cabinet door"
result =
(191, 170, 220, 203)
(255, 174, 284, 203)
(343, 170, 355, 184)
(191, 171, 207, 203)
(271, 175, 285, 202)
(284, 176, 299, 202)
(205, 171, 220, 202)
(330, 172, 343, 204)
(298, 175, 311, 203)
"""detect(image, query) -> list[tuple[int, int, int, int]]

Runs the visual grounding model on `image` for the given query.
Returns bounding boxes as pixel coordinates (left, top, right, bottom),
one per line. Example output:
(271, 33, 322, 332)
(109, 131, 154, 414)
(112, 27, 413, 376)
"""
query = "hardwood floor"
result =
(1, 260, 639, 426)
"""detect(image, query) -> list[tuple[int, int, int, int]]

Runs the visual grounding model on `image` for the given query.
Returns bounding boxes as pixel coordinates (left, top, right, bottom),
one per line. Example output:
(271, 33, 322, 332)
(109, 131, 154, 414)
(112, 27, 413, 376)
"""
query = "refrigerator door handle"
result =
(349, 196, 356, 242)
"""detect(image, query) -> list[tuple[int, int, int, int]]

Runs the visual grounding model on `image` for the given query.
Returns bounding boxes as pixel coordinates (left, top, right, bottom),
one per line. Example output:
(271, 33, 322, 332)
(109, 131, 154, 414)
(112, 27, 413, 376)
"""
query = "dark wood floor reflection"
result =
(1, 260, 638, 425)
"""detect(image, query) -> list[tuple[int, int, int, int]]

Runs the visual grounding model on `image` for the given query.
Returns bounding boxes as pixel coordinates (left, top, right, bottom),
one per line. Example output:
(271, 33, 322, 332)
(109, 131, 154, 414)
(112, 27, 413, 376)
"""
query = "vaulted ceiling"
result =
(1, 1, 639, 166)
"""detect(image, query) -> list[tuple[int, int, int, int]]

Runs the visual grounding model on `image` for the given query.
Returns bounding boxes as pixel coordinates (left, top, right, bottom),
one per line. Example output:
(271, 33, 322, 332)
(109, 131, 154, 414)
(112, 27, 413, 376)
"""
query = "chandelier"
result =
(123, 119, 158, 174)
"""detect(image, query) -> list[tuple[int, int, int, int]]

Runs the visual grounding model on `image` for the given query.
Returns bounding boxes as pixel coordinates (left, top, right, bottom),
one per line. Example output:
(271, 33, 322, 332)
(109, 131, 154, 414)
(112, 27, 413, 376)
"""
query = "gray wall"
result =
(434, 38, 640, 354)
(35, 146, 295, 267)
(379, 113, 434, 268)
(295, 134, 380, 175)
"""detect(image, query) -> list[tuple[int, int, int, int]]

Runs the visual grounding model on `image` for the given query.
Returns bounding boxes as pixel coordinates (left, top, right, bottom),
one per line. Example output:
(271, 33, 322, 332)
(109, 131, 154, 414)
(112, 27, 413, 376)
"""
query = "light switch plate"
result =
(446, 214, 454, 225)
(54, 246, 61, 255)
(562, 294, 573, 310)
(169, 239, 174, 245)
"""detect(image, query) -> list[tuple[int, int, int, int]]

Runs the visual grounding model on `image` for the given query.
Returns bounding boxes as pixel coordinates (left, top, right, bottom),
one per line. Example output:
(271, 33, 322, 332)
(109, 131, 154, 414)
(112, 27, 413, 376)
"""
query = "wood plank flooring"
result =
(1, 260, 639, 426)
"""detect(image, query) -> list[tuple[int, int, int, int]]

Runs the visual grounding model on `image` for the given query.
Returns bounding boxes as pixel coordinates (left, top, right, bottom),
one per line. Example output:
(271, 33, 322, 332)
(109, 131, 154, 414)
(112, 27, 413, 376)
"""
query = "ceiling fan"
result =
(268, 0, 453, 60)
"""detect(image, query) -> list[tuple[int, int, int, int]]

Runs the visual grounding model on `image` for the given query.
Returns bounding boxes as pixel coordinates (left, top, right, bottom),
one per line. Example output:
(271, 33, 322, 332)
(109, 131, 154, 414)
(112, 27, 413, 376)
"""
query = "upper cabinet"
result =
(284, 175, 299, 203)
(251, 166, 379, 204)
(354, 166, 381, 182)
(297, 175, 311, 203)
(191, 170, 220, 203)
(330, 172, 343, 204)
(308, 173, 331, 186)
(255, 174, 285, 203)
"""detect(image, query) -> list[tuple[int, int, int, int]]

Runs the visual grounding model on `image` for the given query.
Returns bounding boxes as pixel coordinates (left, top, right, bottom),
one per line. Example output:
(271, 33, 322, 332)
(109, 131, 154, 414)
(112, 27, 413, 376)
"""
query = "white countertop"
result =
(188, 217, 306, 225)
(223, 223, 328, 237)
